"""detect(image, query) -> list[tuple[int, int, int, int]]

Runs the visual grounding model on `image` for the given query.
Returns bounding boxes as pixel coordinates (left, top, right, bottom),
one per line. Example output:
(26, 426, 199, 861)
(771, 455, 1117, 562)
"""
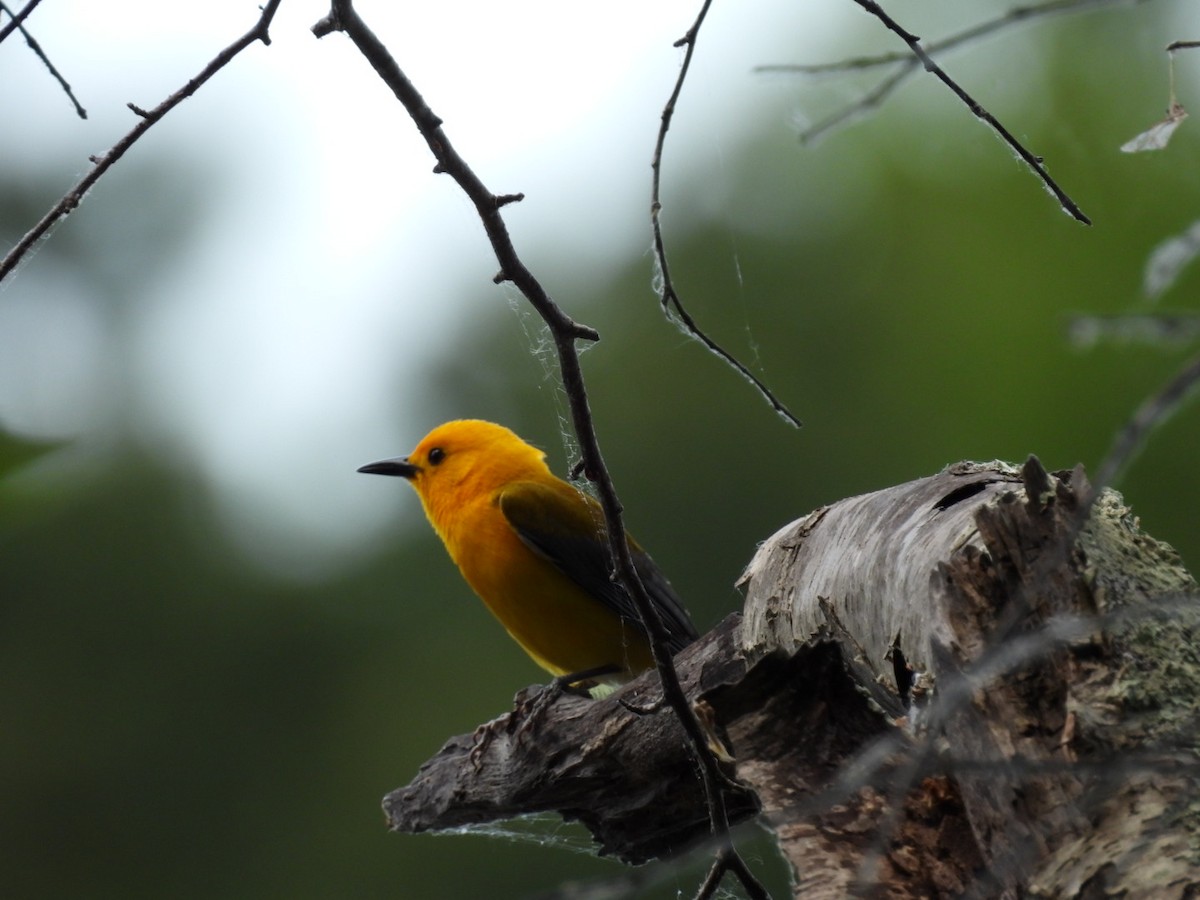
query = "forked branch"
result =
(0, 0, 283, 285)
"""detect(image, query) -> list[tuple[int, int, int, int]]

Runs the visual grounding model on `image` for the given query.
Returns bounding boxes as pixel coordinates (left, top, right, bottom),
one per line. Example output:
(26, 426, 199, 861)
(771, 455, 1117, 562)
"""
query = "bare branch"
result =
(696, 847, 771, 900)
(792, 61, 915, 145)
(0, 1, 283, 286)
(1092, 350, 1200, 489)
(650, 0, 802, 429)
(313, 1, 760, 890)
(0, 0, 86, 118)
(311, 7, 593, 345)
(1068, 312, 1200, 347)
(0, 0, 41, 44)
(758, 0, 1131, 77)
(383, 618, 762, 863)
(849, 0, 1091, 224)
(760, 0, 1134, 147)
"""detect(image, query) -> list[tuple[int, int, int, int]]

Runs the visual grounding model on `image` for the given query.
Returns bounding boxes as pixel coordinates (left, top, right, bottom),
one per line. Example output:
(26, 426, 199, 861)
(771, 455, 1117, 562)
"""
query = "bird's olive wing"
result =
(498, 481, 698, 654)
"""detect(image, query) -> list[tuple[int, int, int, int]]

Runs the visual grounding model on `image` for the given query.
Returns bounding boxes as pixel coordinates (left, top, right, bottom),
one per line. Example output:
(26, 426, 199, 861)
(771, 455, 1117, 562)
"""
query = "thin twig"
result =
(759, 0, 1134, 146)
(311, 9, 593, 346)
(1067, 312, 1200, 348)
(0, 0, 86, 118)
(795, 59, 915, 144)
(1092, 350, 1200, 490)
(312, 2, 760, 893)
(758, 0, 1130, 76)
(0, 0, 40, 43)
(850, 0, 1090, 225)
(0, 1, 283, 286)
(650, 1, 802, 429)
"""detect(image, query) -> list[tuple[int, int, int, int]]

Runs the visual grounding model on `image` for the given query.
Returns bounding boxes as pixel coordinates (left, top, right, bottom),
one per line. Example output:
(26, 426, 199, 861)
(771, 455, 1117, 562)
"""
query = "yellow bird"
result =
(359, 419, 698, 689)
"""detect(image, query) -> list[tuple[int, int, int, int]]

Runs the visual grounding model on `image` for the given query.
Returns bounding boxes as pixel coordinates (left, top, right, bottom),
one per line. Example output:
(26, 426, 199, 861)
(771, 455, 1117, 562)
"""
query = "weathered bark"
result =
(384, 458, 1200, 898)
(382, 613, 759, 864)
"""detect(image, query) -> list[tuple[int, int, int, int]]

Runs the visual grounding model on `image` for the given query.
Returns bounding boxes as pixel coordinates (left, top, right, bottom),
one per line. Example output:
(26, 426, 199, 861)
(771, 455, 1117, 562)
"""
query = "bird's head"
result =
(358, 419, 550, 513)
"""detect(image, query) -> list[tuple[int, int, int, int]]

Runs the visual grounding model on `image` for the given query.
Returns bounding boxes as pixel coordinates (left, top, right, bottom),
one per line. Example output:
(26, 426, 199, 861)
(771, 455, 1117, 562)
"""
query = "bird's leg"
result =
(512, 663, 624, 744)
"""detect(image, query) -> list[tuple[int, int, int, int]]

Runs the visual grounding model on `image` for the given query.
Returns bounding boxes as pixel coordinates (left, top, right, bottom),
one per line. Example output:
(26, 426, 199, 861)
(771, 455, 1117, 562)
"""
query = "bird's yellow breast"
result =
(436, 491, 652, 681)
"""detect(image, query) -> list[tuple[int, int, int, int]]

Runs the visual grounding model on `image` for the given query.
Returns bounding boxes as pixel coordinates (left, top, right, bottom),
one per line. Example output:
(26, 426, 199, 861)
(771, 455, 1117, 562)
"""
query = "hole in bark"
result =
(933, 481, 990, 511)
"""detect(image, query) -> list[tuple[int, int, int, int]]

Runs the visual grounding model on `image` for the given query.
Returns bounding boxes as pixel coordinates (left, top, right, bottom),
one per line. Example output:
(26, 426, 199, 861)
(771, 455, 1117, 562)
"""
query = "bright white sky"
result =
(0, 0, 867, 577)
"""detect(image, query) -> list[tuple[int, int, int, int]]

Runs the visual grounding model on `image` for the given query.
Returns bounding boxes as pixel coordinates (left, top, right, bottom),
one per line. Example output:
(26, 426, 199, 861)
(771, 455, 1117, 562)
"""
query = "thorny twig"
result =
(312, 2, 768, 896)
(0, 1, 283, 285)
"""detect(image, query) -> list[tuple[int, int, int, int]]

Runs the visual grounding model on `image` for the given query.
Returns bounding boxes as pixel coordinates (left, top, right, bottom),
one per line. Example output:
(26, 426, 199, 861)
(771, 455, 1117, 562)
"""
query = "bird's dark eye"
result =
(427, 447, 446, 465)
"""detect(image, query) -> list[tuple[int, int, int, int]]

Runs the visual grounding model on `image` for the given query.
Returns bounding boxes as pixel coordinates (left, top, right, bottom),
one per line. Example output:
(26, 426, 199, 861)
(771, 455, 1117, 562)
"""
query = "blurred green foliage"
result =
(4, 4, 1200, 898)
(0, 431, 61, 478)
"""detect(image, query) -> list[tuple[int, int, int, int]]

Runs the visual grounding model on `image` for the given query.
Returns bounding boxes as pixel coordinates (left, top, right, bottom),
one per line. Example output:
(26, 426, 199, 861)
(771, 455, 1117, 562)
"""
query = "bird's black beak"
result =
(357, 457, 420, 479)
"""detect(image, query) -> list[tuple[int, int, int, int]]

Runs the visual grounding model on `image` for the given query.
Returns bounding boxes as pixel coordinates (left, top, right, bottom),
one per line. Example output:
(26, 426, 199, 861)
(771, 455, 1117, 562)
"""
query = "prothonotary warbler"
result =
(358, 419, 698, 689)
